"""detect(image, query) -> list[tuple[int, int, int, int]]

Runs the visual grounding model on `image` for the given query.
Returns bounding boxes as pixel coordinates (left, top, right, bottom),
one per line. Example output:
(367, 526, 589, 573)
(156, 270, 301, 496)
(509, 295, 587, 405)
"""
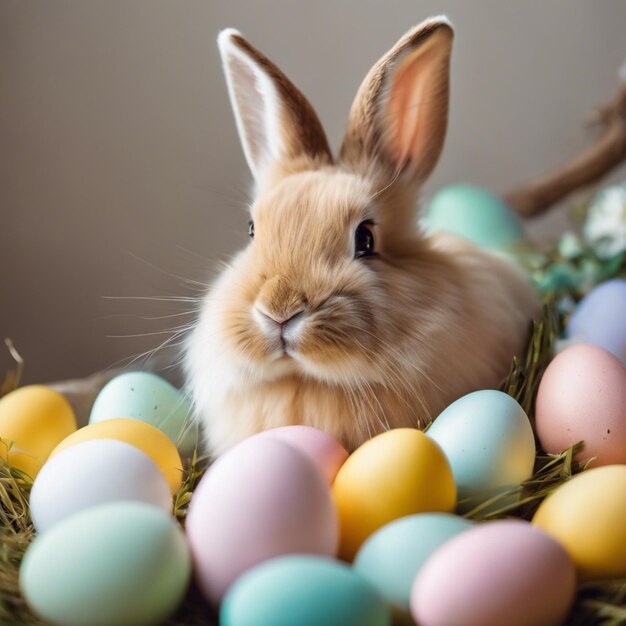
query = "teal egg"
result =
(221, 556, 391, 626)
(90, 372, 197, 455)
(20, 501, 191, 626)
(425, 184, 524, 250)
(354, 513, 473, 615)
(427, 390, 536, 511)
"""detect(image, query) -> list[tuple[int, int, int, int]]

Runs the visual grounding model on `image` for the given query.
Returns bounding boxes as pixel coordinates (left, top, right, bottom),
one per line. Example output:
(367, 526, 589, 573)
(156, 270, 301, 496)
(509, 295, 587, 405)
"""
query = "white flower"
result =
(583, 182, 626, 258)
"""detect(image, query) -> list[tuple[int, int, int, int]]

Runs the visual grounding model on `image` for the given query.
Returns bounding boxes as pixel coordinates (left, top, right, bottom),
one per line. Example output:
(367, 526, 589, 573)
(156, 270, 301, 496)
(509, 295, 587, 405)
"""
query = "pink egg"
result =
(256, 426, 349, 484)
(536, 344, 626, 466)
(185, 437, 338, 604)
(411, 520, 576, 626)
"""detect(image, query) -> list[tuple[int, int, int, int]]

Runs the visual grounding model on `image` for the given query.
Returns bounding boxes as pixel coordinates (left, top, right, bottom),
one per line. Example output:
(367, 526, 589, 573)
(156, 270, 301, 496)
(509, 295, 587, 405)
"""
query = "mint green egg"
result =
(20, 502, 191, 626)
(425, 184, 524, 250)
(221, 556, 391, 626)
(427, 390, 536, 512)
(354, 513, 473, 615)
(90, 372, 197, 455)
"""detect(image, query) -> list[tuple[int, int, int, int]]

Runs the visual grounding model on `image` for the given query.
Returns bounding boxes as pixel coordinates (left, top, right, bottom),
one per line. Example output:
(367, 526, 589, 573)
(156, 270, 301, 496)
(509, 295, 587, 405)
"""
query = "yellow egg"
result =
(0, 386, 77, 479)
(533, 465, 626, 579)
(51, 418, 183, 493)
(332, 428, 456, 561)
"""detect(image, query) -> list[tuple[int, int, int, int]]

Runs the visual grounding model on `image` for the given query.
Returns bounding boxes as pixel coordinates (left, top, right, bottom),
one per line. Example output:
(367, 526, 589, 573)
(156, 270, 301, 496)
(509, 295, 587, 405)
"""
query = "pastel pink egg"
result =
(256, 426, 349, 484)
(536, 344, 626, 466)
(411, 520, 576, 626)
(186, 437, 338, 604)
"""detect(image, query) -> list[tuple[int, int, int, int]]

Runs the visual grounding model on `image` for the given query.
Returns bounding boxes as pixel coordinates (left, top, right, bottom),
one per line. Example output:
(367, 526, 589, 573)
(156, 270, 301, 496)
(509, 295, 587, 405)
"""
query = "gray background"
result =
(1, 1, 625, 383)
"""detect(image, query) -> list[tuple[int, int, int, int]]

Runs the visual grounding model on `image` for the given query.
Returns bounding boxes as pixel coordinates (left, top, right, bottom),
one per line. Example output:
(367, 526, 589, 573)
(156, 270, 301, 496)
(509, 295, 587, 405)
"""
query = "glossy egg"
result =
(536, 344, 626, 466)
(425, 184, 524, 250)
(354, 513, 473, 615)
(256, 426, 349, 484)
(50, 418, 183, 493)
(221, 555, 390, 626)
(89, 371, 197, 455)
(566, 279, 626, 365)
(332, 429, 455, 561)
(30, 439, 172, 533)
(20, 501, 191, 626)
(427, 390, 535, 510)
(0, 385, 77, 479)
(186, 437, 338, 604)
(533, 465, 626, 579)
(411, 520, 576, 626)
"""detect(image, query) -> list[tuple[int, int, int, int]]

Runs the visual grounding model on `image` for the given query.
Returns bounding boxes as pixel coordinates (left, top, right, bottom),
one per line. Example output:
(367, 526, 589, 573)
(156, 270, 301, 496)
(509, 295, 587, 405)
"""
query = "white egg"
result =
(29, 439, 172, 532)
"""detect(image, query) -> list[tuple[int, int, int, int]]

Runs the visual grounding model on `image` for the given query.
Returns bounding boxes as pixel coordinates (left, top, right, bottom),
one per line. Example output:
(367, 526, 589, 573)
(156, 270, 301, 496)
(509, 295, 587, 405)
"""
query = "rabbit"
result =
(184, 16, 541, 456)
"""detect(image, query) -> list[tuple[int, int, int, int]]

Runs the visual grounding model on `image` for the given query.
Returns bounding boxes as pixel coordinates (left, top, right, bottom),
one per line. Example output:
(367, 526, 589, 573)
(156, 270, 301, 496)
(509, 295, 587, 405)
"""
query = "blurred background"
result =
(1, 0, 625, 383)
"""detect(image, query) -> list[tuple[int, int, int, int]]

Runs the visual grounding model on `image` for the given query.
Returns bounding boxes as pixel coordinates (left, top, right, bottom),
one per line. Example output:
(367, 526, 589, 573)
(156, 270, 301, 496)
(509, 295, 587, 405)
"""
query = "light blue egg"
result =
(90, 372, 198, 455)
(566, 279, 626, 366)
(221, 555, 391, 626)
(20, 501, 191, 626)
(425, 184, 524, 250)
(427, 390, 535, 511)
(354, 513, 473, 615)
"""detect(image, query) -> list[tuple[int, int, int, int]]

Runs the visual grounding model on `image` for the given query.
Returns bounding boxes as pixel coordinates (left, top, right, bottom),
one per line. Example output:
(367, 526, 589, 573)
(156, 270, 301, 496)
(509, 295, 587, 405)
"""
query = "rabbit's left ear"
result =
(340, 17, 453, 187)
(218, 29, 332, 185)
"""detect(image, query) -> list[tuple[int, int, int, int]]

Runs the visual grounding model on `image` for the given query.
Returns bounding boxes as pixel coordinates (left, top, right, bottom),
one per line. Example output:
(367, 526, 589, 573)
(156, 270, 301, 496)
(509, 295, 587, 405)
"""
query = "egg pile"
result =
(1, 279, 625, 625)
(0, 372, 196, 626)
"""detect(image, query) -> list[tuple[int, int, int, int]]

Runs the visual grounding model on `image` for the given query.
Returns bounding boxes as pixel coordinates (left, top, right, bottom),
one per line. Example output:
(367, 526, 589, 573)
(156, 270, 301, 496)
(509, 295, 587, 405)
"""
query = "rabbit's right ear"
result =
(218, 29, 332, 186)
(340, 17, 453, 189)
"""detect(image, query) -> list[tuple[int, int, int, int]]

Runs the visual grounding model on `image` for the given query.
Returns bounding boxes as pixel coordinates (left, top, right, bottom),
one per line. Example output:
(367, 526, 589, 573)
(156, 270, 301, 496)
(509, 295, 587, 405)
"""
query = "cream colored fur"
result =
(184, 18, 541, 456)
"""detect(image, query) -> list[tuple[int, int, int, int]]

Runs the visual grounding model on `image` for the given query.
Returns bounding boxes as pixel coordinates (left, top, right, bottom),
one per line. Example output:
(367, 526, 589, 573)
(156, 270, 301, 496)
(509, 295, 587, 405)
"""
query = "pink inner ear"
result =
(383, 32, 451, 178)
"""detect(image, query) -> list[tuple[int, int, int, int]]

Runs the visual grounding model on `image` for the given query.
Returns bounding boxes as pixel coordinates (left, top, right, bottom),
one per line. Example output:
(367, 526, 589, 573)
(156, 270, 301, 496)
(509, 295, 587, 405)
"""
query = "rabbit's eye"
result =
(248, 219, 254, 238)
(355, 221, 375, 258)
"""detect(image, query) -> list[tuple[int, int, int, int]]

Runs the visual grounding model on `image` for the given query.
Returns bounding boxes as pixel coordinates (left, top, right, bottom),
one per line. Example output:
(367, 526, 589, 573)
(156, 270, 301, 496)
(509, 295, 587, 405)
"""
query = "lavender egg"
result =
(186, 437, 338, 604)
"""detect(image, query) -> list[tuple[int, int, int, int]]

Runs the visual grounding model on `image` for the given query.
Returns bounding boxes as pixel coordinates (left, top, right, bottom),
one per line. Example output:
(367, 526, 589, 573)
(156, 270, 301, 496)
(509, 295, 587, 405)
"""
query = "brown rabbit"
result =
(184, 16, 541, 455)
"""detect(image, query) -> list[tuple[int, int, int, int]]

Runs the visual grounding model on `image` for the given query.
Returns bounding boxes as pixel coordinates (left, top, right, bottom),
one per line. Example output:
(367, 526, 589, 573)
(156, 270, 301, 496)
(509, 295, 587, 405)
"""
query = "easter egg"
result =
(411, 520, 576, 626)
(533, 465, 626, 579)
(332, 429, 455, 561)
(566, 279, 626, 365)
(221, 555, 390, 626)
(50, 418, 183, 493)
(0, 385, 77, 478)
(186, 437, 338, 604)
(354, 513, 473, 616)
(427, 390, 535, 510)
(535, 344, 626, 466)
(89, 371, 197, 455)
(29, 439, 172, 533)
(425, 184, 524, 250)
(256, 426, 348, 484)
(20, 501, 191, 626)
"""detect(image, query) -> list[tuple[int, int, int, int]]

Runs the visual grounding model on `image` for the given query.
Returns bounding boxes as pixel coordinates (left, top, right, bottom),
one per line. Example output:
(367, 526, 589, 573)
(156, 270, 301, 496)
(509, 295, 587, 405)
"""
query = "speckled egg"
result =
(332, 429, 455, 561)
(221, 556, 391, 626)
(0, 385, 77, 478)
(411, 520, 576, 626)
(533, 465, 626, 579)
(536, 344, 626, 466)
(89, 371, 197, 455)
(427, 390, 536, 510)
(20, 501, 191, 626)
(29, 439, 172, 533)
(186, 437, 338, 604)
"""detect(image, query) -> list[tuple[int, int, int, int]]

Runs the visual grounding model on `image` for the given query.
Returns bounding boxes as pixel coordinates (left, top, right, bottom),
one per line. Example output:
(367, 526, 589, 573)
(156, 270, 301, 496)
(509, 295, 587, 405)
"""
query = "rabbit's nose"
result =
(253, 304, 304, 335)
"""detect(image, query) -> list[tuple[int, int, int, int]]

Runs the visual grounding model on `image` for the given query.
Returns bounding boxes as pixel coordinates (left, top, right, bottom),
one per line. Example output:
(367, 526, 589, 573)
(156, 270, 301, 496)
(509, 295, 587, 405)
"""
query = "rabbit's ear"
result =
(340, 17, 453, 186)
(218, 29, 332, 184)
